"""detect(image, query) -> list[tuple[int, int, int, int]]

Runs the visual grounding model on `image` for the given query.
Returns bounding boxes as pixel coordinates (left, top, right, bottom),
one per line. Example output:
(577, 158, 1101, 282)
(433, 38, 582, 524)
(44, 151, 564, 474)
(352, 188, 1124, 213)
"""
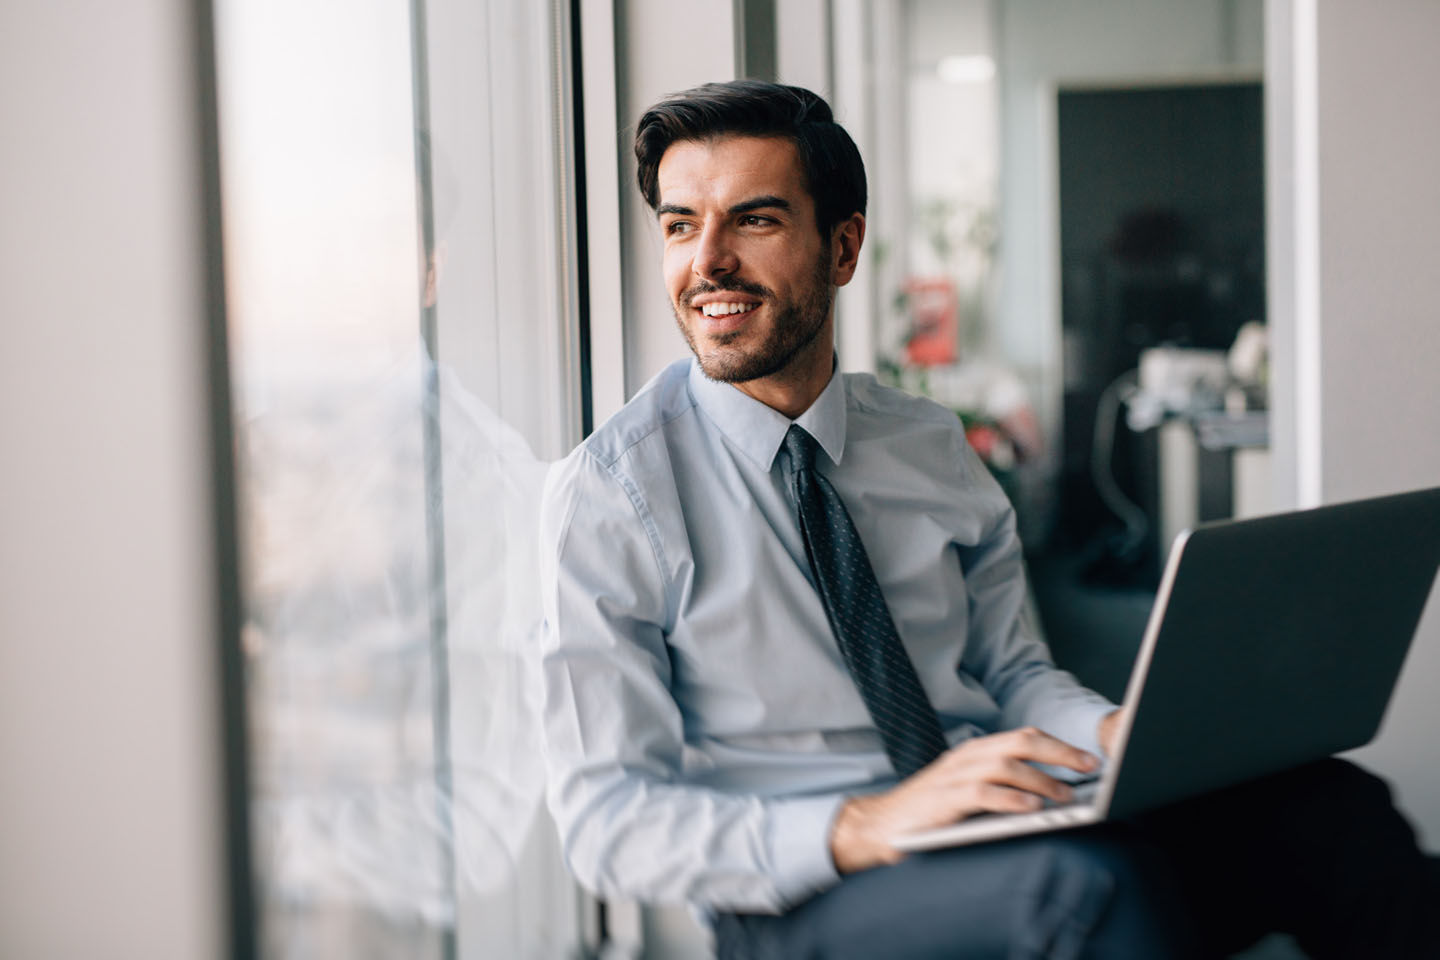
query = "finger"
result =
(931, 754, 1072, 804)
(973, 755, 1075, 803)
(983, 726, 1099, 773)
(954, 782, 1049, 818)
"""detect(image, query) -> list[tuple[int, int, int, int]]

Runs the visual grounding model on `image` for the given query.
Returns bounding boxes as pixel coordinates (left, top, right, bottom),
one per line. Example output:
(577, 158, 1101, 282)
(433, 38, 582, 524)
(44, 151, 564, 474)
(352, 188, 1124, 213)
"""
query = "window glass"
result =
(214, 1, 585, 956)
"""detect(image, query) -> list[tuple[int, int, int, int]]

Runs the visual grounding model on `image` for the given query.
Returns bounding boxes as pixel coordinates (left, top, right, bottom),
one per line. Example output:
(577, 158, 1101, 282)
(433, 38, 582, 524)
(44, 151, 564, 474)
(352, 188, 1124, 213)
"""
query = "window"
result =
(214, 1, 589, 955)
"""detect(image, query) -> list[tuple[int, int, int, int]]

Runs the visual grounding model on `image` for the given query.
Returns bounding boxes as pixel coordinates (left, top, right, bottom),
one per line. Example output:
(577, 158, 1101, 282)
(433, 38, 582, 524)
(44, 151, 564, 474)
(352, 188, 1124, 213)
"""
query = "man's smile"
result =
(685, 289, 765, 334)
(693, 303, 758, 337)
(698, 301, 758, 318)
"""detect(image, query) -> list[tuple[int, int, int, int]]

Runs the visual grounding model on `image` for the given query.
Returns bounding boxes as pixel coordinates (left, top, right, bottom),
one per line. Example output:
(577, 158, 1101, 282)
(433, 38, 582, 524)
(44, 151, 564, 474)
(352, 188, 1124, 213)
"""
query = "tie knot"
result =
(783, 424, 819, 471)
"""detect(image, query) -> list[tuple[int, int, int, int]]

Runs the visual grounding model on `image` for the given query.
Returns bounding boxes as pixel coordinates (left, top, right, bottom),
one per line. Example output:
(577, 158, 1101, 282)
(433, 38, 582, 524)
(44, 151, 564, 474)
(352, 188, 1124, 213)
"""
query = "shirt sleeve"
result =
(538, 448, 843, 913)
(953, 444, 1118, 760)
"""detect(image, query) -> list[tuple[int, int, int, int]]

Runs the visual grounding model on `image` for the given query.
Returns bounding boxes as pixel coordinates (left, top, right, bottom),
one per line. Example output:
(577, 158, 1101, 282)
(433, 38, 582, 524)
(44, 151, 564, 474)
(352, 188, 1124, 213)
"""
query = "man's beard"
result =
(674, 253, 834, 384)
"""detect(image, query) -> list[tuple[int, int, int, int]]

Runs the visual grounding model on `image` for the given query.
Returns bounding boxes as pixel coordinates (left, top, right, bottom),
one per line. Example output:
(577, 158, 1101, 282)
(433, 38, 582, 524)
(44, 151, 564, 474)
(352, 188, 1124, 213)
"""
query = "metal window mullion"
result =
(191, 0, 258, 957)
(408, 1, 459, 958)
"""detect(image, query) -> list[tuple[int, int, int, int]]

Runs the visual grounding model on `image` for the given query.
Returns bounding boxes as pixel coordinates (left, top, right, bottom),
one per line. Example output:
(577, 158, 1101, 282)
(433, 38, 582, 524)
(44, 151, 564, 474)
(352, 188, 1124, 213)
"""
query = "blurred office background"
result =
(2, 1, 1437, 958)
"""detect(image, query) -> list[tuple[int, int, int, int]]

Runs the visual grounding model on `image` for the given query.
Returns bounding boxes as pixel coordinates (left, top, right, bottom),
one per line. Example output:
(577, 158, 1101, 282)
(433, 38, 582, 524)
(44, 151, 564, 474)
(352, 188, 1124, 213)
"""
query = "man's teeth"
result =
(700, 302, 757, 317)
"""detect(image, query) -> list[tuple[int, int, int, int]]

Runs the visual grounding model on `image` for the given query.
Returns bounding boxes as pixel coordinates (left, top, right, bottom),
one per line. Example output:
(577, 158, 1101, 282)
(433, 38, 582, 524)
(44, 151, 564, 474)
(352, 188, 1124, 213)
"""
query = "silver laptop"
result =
(894, 485, 1440, 853)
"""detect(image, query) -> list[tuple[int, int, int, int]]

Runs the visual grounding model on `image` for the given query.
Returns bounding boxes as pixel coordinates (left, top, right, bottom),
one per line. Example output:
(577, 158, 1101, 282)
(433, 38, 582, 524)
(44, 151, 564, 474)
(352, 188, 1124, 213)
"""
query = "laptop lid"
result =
(1103, 486, 1440, 820)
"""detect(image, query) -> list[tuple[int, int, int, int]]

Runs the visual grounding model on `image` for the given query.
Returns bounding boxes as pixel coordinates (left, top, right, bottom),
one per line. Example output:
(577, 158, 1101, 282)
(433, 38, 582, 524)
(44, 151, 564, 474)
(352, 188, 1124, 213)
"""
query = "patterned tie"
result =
(784, 425, 949, 779)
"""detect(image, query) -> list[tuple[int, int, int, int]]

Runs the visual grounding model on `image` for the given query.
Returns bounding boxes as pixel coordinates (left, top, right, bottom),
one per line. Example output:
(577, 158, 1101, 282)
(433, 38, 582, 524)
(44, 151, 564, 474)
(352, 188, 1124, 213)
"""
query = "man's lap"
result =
(717, 825, 1198, 960)
(716, 760, 1437, 960)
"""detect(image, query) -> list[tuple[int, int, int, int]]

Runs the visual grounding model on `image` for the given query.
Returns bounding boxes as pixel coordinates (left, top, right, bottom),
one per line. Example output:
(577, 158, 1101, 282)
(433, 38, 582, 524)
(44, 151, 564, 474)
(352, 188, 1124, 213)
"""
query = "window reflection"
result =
(215, 0, 584, 956)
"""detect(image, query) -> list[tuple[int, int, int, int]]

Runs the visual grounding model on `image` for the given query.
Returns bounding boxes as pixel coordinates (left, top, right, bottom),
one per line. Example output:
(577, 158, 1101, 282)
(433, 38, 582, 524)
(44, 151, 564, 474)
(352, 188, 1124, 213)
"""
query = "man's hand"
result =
(829, 727, 1100, 875)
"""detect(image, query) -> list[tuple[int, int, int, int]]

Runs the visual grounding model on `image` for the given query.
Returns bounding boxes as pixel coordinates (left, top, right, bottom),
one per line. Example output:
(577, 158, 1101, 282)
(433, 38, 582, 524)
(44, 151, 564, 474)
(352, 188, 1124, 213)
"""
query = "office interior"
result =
(2, 1, 1437, 958)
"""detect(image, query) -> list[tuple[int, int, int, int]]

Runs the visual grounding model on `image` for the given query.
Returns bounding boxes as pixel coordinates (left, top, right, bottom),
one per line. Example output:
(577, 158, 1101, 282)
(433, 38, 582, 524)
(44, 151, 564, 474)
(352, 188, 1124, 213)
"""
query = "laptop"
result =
(893, 485, 1440, 853)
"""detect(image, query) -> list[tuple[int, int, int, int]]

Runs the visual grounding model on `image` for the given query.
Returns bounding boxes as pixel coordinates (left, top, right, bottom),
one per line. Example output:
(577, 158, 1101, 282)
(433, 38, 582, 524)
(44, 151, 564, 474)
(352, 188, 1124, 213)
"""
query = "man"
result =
(539, 80, 1437, 958)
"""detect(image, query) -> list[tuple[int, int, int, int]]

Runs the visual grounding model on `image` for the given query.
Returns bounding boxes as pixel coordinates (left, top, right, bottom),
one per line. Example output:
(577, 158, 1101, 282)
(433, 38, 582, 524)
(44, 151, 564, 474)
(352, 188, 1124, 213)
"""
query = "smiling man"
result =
(657, 135, 843, 414)
(538, 81, 1437, 959)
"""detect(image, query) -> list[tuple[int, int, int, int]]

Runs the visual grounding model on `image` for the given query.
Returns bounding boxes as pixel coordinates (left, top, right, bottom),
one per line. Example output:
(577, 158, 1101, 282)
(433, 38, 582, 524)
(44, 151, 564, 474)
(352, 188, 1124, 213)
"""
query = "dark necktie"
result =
(784, 425, 949, 779)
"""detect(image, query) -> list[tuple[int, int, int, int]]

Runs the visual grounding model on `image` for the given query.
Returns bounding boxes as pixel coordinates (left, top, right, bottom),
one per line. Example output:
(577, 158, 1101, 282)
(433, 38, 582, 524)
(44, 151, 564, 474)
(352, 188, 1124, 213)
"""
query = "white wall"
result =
(0, 2, 228, 957)
(775, 0, 833, 99)
(993, 0, 1264, 443)
(1303, 0, 1440, 849)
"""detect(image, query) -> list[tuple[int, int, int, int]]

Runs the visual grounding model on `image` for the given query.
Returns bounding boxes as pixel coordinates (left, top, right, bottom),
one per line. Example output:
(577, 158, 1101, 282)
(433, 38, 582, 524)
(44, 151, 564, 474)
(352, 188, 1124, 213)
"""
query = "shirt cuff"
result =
(1039, 698, 1119, 781)
(765, 793, 846, 911)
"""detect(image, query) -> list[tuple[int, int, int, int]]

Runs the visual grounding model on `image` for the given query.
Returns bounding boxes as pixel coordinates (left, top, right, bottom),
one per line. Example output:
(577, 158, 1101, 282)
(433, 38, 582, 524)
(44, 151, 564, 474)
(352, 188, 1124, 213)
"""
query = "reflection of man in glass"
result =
(539, 81, 1438, 957)
(243, 132, 551, 925)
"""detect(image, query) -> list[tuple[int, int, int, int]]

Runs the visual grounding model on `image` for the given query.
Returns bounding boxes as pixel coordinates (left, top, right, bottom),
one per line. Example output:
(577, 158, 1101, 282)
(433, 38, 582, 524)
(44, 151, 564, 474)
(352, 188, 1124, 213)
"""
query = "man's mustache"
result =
(681, 277, 772, 307)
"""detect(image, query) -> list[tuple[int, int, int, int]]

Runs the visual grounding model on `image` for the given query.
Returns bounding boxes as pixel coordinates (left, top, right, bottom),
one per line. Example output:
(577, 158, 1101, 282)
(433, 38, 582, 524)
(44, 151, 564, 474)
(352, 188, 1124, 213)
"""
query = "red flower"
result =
(965, 424, 999, 460)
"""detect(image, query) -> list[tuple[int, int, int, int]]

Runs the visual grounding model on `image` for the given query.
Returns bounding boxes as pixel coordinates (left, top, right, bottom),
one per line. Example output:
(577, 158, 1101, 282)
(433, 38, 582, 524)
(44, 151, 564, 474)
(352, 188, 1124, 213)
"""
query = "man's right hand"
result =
(828, 727, 1099, 875)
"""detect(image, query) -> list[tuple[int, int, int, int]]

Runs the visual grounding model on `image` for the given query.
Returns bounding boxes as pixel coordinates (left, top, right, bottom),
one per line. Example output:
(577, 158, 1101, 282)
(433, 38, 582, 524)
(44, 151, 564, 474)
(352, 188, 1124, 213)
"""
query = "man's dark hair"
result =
(635, 80, 867, 239)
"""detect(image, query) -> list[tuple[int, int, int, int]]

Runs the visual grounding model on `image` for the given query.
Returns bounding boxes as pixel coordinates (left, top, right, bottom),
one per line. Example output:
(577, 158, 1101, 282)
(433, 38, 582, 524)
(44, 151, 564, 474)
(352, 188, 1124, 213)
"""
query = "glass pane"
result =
(416, 0, 586, 956)
(214, 0, 584, 956)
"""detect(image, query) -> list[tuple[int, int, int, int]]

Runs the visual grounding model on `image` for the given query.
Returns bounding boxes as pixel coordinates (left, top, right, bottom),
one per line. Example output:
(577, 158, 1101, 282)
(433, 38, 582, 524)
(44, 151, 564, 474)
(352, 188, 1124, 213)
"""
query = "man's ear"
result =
(831, 213, 866, 287)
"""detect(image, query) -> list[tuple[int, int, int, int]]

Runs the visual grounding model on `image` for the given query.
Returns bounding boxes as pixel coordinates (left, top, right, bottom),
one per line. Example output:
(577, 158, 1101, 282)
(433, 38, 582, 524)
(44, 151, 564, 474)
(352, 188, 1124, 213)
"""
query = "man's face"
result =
(656, 135, 836, 384)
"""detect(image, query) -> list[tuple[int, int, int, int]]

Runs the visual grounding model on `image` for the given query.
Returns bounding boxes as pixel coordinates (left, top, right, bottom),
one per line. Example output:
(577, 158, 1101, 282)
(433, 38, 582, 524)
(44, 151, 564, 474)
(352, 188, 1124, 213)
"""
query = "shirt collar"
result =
(687, 356, 848, 471)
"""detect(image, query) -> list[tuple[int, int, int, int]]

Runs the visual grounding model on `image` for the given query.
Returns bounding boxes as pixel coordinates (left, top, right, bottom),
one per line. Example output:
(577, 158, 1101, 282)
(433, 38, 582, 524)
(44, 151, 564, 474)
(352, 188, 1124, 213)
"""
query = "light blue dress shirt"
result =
(538, 357, 1115, 915)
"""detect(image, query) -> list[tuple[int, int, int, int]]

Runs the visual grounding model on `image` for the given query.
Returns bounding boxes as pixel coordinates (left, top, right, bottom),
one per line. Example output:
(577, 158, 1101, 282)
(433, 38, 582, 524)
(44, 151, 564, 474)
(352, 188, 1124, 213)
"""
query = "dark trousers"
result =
(715, 760, 1440, 959)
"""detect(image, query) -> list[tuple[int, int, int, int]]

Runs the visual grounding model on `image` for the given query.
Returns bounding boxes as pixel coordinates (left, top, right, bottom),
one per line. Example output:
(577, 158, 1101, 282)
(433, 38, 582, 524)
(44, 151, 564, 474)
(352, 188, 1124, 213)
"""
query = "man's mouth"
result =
(699, 301, 759, 318)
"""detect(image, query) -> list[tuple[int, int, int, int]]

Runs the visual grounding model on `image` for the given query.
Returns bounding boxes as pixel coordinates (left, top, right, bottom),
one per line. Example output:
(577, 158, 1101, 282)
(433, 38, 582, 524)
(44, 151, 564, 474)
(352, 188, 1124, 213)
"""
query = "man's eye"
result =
(740, 215, 771, 226)
(665, 221, 693, 236)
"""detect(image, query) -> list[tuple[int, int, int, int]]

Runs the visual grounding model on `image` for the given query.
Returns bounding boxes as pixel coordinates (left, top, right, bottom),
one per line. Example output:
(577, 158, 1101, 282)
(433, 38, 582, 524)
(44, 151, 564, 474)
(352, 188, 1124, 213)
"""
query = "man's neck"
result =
(732, 346, 836, 420)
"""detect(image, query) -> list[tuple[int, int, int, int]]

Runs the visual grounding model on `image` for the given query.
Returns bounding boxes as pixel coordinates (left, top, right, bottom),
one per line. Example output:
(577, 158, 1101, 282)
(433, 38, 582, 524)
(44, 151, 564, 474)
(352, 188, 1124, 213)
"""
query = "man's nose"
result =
(692, 223, 738, 281)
